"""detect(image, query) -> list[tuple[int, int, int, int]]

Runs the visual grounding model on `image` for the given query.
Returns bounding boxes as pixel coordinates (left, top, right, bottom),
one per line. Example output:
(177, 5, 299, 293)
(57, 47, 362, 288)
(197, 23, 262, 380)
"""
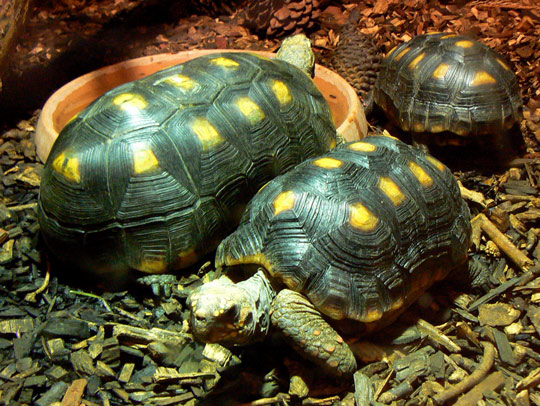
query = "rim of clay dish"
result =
(35, 50, 367, 163)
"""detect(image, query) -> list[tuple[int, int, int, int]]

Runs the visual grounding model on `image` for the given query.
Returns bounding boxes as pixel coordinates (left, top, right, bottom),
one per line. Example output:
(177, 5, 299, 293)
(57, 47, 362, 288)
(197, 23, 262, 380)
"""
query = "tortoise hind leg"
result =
(271, 289, 357, 377)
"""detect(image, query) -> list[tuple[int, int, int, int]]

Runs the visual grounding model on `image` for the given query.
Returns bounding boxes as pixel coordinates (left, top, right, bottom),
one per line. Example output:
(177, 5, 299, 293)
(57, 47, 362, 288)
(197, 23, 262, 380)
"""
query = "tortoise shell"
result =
(38, 52, 337, 279)
(373, 33, 522, 146)
(216, 135, 471, 329)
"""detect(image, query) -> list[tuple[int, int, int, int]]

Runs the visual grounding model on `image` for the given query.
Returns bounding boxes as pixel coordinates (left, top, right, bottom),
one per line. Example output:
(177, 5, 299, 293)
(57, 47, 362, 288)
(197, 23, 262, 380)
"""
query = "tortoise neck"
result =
(237, 269, 276, 340)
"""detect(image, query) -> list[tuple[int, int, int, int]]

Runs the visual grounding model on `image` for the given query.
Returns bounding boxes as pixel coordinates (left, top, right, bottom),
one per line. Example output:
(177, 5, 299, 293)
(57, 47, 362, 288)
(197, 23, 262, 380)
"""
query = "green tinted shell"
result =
(373, 33, 522, 145)
(216, 135, 471, 328)
(38, 52, 337, 279)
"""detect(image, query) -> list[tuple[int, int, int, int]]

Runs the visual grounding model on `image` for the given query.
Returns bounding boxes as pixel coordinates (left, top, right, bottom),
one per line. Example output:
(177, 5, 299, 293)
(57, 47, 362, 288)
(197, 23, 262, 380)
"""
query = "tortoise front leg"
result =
(271, 289, 357, 377)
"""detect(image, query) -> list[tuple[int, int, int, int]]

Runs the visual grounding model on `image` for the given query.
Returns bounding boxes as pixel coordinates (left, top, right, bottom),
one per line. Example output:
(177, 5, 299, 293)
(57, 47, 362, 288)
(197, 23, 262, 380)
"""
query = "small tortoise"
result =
(373, 32, 523, 150)
(38, 35, 338, 280)
(188, 135, 471, 376)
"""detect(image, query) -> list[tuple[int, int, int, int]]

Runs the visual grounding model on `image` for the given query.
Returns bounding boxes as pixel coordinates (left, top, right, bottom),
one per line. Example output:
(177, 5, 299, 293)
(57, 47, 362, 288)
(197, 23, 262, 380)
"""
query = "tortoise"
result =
(372, 32, 523, 152)
(187, 134, 471, 376)
(37, 35, 339, 281)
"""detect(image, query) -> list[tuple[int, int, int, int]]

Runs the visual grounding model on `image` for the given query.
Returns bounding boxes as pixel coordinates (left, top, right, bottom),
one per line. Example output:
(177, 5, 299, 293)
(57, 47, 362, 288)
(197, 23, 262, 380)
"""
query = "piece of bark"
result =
(517, 367, 540, 392)
(60, 378, 87, 406)
(478, 303, 521, 327)
(453, 371, 506, 406)
(491, 327, 517, 366)
(416, 319, 461, 353)
(353, 371, 375, 406)
(432, 342, 495, 405)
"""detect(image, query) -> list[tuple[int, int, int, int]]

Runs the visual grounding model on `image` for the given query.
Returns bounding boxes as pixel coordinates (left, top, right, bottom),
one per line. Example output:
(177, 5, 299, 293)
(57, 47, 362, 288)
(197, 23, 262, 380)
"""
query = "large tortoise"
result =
(188, 134, 471, 376)
(372, 32, 523, 152)
(37, 35, 339, 280)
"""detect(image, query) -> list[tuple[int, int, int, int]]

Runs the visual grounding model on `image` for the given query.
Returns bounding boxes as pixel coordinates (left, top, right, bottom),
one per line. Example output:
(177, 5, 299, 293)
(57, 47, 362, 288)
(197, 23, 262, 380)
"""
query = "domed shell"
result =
(38, 52, 337, 279)
(373, 33, 522, 144)
(216, 135, 471, 327)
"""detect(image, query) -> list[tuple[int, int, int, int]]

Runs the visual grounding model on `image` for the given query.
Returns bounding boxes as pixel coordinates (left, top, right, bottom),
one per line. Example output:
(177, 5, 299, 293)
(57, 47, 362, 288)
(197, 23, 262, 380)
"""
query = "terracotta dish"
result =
(35, 50, 367, 163)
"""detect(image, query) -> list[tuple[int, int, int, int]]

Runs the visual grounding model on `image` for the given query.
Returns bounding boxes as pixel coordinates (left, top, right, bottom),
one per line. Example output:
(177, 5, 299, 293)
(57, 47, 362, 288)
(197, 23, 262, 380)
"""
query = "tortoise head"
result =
(187, 277, 260, 347)
(276, 34, 315, 77)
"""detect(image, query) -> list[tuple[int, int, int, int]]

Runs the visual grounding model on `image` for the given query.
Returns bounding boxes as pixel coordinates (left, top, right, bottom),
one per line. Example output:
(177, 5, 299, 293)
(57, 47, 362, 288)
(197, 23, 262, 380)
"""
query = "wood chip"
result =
(517, 367, 540, 392)
(453, 371, 506, 406)
(490, 327, 517, 366)
(60, 378, 87, 406)
(416, 319, 461, 353)
(478, 303, 521, 326)
(118, 363, 135, 383)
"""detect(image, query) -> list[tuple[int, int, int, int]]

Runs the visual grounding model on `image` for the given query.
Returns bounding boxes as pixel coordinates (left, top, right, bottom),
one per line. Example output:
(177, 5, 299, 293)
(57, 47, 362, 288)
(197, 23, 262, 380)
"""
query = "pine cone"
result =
(0, 0, 30, 69)
(326, 26, 382, 109)
(240, 0, 329, 37)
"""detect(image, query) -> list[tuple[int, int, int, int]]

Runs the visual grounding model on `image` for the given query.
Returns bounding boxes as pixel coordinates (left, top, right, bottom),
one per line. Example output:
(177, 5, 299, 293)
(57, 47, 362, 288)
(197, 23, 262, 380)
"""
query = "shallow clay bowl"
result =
(35, 50, 367, 163)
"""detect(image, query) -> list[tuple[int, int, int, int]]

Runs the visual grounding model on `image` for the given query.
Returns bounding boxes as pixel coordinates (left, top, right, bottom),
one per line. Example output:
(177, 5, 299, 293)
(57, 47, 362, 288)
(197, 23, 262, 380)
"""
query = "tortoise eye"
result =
(194, 313, 206, 322)
(222, 303, 241, 321)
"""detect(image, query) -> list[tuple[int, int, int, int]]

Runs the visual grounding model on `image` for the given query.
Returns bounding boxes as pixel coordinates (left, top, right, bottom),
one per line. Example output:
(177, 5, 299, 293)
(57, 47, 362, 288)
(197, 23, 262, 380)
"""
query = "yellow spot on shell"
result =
(394, 47, 410, 61)
(496, 58, 511, 71)
(432, 63, 450, 79)
(223, 253, 274, 277)
(349, 141, 376, 152)
(471, 71, 497, 86)
(274, 190, 296, 215)
(113, 93, 148, 111)
(271, 80, 292, 105)
(454, 127, 470, 136)
(52, 151, 81, 183)
(156, 74, 198, 90)
(455, 40, 475, 48)
(313, 157, 343, 169)
(378, 177, 406, 206)
(349, 202, 379, 232)
(440, 34, 457, 39)
(386, 45, 398, 58)
(390, 296, 405, 311)
(363, 308, 383, 323)
(210, 57, 240, 68)
(139, 258, 167, 274)
(426, 155, 446, 172)
(408, 52, 426, 70)
(191, 117, 223, 150)
(132, 145, 159, 174)
(409, 161, 433, 187)
(177, 248, 198, 267)
(236, 97, 265, 124)
(429, 124, 445, 133)
(413, 122, 425, 132)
